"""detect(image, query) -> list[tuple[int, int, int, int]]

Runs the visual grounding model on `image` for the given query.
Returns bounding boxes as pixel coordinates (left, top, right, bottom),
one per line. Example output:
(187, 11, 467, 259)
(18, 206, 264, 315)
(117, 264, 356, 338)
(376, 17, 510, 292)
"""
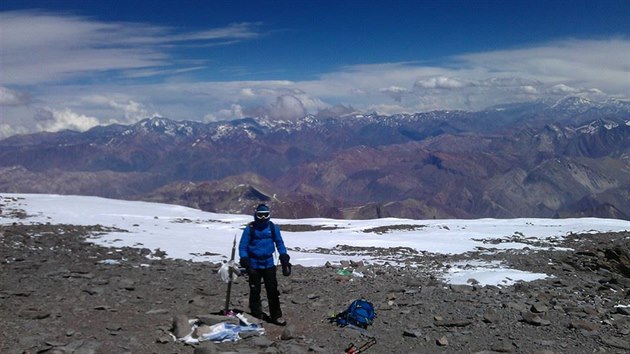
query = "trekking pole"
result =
(356, 337, 376, 352)
(345, 337, 376, 354)
(223, 234, 237, 315)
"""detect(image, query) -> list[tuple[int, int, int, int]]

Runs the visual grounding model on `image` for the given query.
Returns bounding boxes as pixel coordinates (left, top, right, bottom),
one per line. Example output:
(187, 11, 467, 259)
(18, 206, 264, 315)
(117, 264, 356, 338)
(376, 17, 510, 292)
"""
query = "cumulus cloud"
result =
(414, 76, 468, 89)
(0, 124, 28, 139)
(379, 86, 412, 102)
(315, 104, 358, 118)
(0, 86, 31, 106)
(0, 9, 628, 140)
(35, 108, 100, 133)
(205, 104, 246, 121)
(548, 84, 580, 95)
(456, 39, 630, 93)
(108, 99, 159, 123)
(519, 86, 538, 95)
(261, 95, 307, 121)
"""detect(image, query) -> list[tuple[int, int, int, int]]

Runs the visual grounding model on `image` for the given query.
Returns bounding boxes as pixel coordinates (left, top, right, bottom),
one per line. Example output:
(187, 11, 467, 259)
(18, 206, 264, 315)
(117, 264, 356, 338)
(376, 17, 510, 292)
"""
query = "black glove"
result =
(279, 254, 291, 276)
(239, 257, 250, 269)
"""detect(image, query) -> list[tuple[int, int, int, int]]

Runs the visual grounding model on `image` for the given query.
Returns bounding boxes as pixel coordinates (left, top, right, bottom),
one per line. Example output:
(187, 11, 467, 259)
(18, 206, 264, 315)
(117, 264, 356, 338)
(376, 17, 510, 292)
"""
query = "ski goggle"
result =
(255, 211, 270, 219)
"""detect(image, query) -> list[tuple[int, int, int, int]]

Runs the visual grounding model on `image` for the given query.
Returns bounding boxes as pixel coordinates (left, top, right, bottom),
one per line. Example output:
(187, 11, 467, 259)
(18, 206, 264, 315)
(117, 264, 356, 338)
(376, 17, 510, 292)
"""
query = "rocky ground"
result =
(1, 215, 630, 353)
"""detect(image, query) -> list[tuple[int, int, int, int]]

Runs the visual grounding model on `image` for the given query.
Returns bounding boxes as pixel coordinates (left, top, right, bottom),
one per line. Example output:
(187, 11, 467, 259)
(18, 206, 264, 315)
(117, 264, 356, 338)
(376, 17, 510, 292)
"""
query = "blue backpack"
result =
(333, 299, 376, 329)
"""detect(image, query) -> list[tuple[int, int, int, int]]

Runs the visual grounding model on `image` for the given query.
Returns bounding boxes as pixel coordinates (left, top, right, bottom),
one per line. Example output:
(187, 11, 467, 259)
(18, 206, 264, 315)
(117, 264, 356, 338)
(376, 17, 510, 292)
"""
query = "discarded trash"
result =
(218, 260, 240, 283)
(180, 320, 265, 344)
(336, 268, 352, 276)
(200, 322, 263, 342)
(352, 271, 364, 278)
(98, 259, 122, 265)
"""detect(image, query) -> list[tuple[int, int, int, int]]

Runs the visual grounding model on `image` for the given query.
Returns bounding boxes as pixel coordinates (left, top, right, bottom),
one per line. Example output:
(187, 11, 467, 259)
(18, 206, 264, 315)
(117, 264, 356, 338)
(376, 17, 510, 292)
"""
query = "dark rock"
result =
(194, 342, 218, 354)
(280, 325, 296, 340)
(403, 329, 422, 337)
(569, 319, 598, 332)
(196, 314, 239, 326)
(483, 310, 500, 323)
(600, 336, 630, 350)
(2, 221, 630, 354)
(490, 342, 514, 352)
(520, 311, 551, 326)
(172, 314, 191, 338)
(530, 303, 548, 313)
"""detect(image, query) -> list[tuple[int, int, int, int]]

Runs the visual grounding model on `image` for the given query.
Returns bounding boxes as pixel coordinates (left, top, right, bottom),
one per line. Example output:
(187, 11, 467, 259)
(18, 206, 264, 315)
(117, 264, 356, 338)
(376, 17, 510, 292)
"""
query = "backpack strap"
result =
(248, 221, 276, 243)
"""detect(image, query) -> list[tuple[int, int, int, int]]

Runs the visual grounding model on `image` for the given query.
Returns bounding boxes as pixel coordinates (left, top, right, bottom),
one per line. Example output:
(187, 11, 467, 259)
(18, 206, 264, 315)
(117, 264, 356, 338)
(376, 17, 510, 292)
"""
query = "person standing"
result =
(239, 204, 291, 326)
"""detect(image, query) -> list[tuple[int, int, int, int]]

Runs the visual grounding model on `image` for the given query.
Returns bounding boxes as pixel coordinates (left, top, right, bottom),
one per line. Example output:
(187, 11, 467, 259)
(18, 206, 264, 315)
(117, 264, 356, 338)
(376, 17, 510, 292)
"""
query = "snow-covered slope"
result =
(2, 194, 629, 286)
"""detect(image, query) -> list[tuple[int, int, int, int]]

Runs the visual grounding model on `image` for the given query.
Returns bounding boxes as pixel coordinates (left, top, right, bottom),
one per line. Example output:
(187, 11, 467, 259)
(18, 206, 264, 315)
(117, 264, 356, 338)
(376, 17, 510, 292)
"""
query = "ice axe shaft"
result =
(223, 234, 237, 314)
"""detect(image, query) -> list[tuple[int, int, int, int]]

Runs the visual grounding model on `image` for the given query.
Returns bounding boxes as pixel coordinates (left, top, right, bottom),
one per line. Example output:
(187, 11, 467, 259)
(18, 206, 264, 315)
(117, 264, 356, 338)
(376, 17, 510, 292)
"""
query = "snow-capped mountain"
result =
(0, 98, 628, 220)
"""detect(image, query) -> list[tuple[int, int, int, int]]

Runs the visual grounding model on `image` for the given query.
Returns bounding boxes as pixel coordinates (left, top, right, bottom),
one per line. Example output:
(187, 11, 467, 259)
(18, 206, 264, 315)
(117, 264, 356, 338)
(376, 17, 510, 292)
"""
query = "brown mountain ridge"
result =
(1, 97, 629, 219)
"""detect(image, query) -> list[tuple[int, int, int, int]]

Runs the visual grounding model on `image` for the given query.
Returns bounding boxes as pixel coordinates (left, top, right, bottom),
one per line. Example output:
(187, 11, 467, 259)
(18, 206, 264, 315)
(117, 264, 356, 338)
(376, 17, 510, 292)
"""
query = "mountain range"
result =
(1, 96, 629, 220)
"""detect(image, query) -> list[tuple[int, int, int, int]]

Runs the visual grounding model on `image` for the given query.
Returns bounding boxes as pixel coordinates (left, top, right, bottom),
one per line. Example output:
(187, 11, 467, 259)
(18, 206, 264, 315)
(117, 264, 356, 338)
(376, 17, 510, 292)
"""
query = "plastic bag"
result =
(218, 261, 239, 283)
(336, 268, 352, 276)
(199, 322, 265, 342)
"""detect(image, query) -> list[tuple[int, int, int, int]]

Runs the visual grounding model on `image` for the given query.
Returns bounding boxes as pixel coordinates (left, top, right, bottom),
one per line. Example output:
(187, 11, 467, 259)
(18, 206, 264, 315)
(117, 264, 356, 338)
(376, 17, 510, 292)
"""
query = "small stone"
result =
(436, 336, 449, 346)
(251, 336, 274, 347)
(171, 314, 192, 339)
(531, 303, 548, 313)
(280, 325, 296, 340)
(600, 336, 630, 350)
(156, 335, 171, 344)
(105, 323, 123, 332)
(193, 342, 218, 354)
(435, 319, 473, 327)
(616, 306, 630, 316)
(196, 314, 239, 326)
(483, 310, 500, 323)
(450, 284, 473, 293)
(491, 342, 514, 352)
(403, 329, 422, 338)
(569, 319, 598, 332)
(520, 311, 550, 326)
(145, 309, 169, 315)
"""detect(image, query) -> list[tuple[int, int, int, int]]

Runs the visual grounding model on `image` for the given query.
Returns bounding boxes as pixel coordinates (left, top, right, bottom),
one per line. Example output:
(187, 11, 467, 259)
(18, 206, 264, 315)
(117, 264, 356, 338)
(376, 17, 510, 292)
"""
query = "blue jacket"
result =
(239, 220, 287, 269)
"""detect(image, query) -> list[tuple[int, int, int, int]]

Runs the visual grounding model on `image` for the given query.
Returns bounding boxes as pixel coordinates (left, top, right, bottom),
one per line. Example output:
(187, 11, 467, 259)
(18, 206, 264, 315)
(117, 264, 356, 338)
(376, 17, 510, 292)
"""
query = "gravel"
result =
(1, 220, 629, 354)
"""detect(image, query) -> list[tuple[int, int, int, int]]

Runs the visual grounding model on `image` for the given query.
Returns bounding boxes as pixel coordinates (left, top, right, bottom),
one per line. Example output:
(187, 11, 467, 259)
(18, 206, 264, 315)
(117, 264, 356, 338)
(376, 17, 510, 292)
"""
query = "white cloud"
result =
(0, 11, 262, 85)
(107, 99, 159, 123)
(35, 108, 100, 133)
(520, 86, 538, 95)
(0, 10, 628, 139)
(456, 39, 630, 93)
(240, 88, 256, 97)
(0, 123, 28, 139)
(0, 86, 31, 106)
(367, 103, 411, 116)
(379, 86, 412, 102)
(205, 104, 246, 121)
(414, 76, 468, 89)
(261, 95, 307, 121)
(548, 84, 580, 95)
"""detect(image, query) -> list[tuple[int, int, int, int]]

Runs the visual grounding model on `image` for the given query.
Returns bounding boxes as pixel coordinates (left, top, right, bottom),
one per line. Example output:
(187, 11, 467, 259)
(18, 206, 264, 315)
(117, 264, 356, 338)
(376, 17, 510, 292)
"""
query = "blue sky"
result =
(1, 0, 629, 137)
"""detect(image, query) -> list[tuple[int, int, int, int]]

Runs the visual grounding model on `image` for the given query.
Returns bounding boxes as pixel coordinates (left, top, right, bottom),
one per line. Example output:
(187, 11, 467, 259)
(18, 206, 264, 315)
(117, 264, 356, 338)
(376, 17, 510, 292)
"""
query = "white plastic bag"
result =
(218, 260, 239, 283)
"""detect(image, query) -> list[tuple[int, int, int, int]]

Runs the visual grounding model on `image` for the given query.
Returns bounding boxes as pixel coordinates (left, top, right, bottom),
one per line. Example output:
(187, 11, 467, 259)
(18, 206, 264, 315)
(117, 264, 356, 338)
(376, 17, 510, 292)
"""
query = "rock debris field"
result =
(1, 212, 630, 353)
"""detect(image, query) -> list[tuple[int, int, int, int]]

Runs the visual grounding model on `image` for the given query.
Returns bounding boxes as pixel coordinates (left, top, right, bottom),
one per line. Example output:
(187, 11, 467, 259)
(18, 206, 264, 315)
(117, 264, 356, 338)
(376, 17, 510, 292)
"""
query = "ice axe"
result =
(222, 234, 238, 315)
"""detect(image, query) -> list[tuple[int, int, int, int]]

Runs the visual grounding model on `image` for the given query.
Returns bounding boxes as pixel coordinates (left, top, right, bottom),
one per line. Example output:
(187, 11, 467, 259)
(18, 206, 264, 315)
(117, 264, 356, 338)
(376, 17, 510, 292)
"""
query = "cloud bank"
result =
(1, 10, 629, 138)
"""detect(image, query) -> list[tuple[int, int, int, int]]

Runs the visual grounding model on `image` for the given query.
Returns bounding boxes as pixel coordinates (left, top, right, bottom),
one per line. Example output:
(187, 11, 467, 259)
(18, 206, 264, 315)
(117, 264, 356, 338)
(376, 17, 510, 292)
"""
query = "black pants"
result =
(248, 266, 282, 320)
